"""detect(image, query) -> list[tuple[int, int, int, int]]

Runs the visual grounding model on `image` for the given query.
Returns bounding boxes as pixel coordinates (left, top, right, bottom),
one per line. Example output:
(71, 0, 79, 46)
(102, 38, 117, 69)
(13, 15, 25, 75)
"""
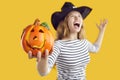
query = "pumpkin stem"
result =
(33, 18, 40, 26)
(41, 22, 50, 30)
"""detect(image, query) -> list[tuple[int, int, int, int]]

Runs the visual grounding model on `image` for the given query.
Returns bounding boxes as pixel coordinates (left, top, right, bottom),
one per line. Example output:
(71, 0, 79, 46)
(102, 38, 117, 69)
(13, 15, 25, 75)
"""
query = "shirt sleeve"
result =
(47, 41, 61, 73)
(86, 40, 100, 53)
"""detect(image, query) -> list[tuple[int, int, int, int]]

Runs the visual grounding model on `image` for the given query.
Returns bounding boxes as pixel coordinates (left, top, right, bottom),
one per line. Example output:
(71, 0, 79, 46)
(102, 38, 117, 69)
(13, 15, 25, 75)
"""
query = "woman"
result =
(28, 2, 108, 80)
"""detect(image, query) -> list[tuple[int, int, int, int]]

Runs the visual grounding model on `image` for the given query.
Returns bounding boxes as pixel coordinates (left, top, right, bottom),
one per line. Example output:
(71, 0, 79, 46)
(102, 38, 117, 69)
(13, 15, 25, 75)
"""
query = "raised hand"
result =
(96, 19, 108, 32)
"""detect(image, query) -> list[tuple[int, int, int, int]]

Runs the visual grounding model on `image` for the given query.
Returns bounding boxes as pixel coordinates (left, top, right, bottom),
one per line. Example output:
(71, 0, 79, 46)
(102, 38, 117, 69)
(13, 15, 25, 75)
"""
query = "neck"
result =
(63, 33, 78, 40)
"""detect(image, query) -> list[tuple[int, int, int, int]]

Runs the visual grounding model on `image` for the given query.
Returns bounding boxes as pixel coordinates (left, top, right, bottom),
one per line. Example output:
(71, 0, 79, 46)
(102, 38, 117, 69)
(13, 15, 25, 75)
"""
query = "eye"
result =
(70, 15, 74, 18)
(39, 29, 44, 33)
(31, 29, 34, 32)
(78, 15, 80, 17)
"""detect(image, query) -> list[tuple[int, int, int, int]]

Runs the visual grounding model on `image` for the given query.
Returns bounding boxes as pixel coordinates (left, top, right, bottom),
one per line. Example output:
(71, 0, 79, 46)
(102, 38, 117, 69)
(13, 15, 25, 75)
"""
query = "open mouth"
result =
(74, 23, 80, 28)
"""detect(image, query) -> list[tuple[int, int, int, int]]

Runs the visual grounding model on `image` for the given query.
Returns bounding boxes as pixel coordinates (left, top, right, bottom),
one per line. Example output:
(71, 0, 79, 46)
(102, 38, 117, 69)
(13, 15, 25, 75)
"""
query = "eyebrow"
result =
(68, 14, 82, 17)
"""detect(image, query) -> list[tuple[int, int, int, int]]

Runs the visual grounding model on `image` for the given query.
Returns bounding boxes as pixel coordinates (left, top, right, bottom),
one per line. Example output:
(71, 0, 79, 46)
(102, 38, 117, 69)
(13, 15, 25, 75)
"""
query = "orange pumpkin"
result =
(21, 19, 54, 57)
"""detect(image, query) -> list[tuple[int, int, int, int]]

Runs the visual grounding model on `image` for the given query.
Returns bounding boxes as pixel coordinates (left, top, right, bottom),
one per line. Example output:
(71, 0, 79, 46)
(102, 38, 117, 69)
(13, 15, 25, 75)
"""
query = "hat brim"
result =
(51, 6, 92, 30)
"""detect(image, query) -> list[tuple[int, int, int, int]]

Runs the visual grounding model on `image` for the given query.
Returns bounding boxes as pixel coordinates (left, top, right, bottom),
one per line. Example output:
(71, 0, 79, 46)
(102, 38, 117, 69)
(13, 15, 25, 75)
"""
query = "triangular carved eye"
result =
(31, 29, 34, 32)
(39, 29, 44, 33)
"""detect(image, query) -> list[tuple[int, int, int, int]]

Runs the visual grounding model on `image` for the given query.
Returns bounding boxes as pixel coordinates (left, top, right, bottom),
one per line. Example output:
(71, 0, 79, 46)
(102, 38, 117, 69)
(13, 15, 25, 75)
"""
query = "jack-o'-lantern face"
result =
(21, 19, 54, 56)
(26, 26, 45, 49)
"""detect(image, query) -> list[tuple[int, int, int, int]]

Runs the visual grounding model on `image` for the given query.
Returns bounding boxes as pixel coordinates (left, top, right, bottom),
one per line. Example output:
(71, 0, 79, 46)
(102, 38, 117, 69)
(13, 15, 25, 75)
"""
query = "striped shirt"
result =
(48, 39, 99, 80)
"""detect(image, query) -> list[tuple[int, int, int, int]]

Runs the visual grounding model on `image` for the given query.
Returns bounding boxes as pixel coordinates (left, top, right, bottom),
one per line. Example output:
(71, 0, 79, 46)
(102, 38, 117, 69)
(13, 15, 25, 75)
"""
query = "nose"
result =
(33, 36, 38, 40)
(74, 16, 79, 20)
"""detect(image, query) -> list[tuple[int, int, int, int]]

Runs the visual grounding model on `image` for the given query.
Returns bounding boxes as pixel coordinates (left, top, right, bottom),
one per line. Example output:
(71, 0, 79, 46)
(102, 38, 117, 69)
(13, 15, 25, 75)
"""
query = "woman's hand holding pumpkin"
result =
(28, 49, 49, 75)
(28, 49, 49, 62)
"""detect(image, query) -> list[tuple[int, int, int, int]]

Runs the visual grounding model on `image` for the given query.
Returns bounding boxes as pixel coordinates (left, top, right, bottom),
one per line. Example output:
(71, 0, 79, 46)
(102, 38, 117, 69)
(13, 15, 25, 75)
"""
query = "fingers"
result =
(101, 19, 108, 28)
(44, 49, 49, 59)
(96, 19, 108, 28)
(103, 19, 108, 25)
(96, 23, 99, 28)
(101, 19, 108, 25)
(28, 50, 49, 62)
(37, 51, 41, 62)
(28, 51, 33, 59)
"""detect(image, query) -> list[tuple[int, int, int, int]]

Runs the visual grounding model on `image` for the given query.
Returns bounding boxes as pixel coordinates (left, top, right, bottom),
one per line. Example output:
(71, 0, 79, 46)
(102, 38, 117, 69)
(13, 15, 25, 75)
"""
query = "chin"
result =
(72, 30, 80, 33)
(76, 29, 81, 32)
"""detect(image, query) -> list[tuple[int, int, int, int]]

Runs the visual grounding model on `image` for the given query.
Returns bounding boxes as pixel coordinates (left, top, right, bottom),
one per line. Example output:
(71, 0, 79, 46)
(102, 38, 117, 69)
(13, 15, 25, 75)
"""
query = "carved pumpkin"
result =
(21, 19, 54, 57)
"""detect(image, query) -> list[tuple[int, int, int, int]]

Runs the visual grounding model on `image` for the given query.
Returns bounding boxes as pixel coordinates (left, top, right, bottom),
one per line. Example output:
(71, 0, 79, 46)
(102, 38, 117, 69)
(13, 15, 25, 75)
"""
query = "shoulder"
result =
(54, 40, 61, 44)
(54, 40, 62, 47)
(79, 39, 92, 47)
(79, 39, 89, 43)
(81, 39, 90, 43)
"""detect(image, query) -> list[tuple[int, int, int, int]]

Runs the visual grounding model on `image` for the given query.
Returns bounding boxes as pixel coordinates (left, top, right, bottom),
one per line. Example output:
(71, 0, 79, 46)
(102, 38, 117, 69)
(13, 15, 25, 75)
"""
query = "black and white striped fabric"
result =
(48, 39, 99, 80)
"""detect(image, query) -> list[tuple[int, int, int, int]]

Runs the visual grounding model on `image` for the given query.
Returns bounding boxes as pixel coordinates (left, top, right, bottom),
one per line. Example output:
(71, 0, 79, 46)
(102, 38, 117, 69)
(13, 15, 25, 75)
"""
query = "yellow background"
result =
(0, 0, 120, 80)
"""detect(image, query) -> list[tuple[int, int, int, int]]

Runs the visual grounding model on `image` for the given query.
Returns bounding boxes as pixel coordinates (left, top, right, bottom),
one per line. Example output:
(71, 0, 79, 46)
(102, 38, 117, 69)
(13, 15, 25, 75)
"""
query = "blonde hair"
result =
(56, 18, 85, 40)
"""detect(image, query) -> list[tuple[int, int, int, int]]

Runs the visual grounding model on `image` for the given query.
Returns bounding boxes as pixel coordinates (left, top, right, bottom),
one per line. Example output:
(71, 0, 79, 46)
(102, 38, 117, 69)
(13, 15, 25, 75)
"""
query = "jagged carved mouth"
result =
(26, 40, 45, 50)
